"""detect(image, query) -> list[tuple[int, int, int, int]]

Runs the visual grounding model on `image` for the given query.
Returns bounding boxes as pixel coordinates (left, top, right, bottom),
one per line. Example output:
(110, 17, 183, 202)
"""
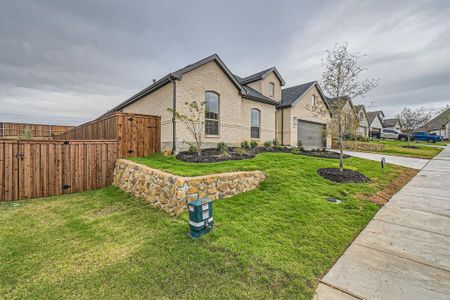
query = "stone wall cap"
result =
(117, 159, 265, 180)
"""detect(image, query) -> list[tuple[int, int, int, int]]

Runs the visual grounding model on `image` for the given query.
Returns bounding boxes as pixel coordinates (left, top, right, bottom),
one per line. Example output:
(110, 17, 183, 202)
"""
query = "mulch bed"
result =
(176, 148, 255, 163)
(176, 147, 351, 163)
(317, 168, 368, 183)
(401, 145, 420, 149)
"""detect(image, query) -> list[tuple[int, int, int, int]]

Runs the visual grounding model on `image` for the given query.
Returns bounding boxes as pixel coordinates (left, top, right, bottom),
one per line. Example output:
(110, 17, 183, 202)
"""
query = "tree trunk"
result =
(196, 140, 202, 157)
(339, 131, 344, 172)
(407, 133, 411, 146)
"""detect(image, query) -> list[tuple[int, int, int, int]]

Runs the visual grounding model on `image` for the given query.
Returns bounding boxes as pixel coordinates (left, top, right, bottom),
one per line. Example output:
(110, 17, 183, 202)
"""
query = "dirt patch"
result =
(318, 168, 369, 183)
(401, 145, 420, 149)
(297, 150, 350, 159)
(368, 168, 418, 205)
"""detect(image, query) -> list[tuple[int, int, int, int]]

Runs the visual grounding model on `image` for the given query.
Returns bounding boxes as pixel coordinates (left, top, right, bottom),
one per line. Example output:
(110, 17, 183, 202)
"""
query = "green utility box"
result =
(188, 198, 213, 239)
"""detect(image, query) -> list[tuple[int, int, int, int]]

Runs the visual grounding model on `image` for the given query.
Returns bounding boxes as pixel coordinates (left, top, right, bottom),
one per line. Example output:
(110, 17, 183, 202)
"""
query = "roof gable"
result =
(238, 67, 286, 86)
(367, 111, 383, 127)
(279, 81, 333, 115)
(422, 107, 450, 130)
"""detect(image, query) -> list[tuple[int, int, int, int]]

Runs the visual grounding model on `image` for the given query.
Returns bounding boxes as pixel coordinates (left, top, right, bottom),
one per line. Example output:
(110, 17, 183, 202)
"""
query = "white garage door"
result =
(297, 120, 325, 149)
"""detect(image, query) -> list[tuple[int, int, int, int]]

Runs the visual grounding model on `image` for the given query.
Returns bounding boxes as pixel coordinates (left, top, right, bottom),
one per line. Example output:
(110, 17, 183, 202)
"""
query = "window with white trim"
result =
(205, 91, 219, 135)
(251, 108, 261, 139)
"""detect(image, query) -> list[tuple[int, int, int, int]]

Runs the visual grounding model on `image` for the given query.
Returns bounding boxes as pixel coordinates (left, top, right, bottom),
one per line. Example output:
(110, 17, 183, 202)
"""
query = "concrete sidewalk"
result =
(315, 145, 450, 300)
(329, 149, 429, 169)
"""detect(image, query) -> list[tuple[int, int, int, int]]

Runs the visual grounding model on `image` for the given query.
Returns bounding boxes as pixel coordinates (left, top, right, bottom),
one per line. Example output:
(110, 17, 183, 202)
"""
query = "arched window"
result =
(269, 82, 275, 97)
(251, 108, 261, 139)
(359, 111, 364, 120)
(205, 91, 219, 135)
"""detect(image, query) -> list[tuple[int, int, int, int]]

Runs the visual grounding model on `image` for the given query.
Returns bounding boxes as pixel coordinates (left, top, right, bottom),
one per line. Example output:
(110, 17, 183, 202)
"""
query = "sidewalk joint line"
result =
(372, 218, 450, 237)
(354, 242, 450, 273)
(318, 280, 366, 300)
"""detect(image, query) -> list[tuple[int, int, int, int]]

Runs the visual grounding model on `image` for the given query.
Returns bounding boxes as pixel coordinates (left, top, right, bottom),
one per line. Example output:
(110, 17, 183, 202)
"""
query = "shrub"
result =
(272, 138, 280, 146)
(235, 147, 249, 155)
(263, 140, 272, 147)
(241, 140, 250, 150)
(297, 140, 303, 148)
(217, 141, 228, 153)
(188, 143, 197, 154)
(250, 141, 258, 149)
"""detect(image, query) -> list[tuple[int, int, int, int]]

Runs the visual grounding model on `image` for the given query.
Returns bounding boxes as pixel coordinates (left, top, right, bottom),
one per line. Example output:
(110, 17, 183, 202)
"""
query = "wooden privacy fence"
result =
(0, 140, 117, 201)
(0, 122, 73, 138)
(54, 112, 161, 158)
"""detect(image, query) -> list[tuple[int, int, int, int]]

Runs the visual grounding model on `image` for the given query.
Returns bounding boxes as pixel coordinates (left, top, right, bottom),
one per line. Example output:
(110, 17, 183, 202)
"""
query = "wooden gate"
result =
(0, 140, 118, 202)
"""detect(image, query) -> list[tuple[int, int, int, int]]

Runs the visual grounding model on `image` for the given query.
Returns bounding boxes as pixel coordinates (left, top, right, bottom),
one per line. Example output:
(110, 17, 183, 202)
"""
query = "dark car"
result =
(412, 131, 443, 143)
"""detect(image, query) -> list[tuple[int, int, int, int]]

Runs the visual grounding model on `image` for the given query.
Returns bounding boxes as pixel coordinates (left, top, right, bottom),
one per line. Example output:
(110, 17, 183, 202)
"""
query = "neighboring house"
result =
(366, 111, 384, 138)
(276, 81, 333, 149)
(421, 107, 450, 140)
(382, 118, 401, 130)
(354, 105, 369, 138)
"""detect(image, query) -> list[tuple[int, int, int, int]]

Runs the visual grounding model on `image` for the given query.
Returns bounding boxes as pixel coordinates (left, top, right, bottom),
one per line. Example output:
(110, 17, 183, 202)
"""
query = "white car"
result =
(381, 128, 403, 140)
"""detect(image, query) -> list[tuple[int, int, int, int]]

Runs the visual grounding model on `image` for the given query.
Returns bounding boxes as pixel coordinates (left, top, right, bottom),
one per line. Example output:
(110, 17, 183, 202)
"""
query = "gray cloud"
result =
(0, 0, 449, 125)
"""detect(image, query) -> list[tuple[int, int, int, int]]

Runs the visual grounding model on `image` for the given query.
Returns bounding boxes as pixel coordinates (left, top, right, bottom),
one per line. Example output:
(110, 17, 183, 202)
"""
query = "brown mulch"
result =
(368, 168, 418, 205)
(318, 168, 369, 183)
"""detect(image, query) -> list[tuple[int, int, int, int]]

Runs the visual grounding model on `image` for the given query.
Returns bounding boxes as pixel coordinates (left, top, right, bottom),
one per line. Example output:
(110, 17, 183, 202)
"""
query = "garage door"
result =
(297, 120, 325, 149)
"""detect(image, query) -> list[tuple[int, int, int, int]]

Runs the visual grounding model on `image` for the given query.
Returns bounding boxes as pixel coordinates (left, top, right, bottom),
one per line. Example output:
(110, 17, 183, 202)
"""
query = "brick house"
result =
(104, 54, 333, 151)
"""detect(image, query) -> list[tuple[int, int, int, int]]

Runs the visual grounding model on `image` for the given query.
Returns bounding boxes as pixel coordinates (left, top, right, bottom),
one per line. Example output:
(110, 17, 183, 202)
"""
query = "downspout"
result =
(281, 108, 284, 146)
(170, 75, 177, 154)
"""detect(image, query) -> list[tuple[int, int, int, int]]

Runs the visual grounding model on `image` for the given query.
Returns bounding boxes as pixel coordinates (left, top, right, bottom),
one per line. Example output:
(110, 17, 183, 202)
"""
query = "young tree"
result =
(396, 107, 432, 145)
(168, 101, 205, 156)
(321, 42, 379, 172)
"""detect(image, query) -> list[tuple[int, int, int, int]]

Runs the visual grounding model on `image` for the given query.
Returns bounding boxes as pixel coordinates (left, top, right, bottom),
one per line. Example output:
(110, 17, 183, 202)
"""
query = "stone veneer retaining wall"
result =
(113, 159, 266, 216)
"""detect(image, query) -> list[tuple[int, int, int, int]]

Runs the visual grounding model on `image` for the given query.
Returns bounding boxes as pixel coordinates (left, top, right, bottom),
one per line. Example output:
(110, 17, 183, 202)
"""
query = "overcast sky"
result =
(1, 0, 449, 125)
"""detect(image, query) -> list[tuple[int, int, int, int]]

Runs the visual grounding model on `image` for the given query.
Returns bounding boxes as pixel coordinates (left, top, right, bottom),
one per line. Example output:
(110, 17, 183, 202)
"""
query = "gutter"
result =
(281, 108, 284, 145)
(169, 74, 179, 154)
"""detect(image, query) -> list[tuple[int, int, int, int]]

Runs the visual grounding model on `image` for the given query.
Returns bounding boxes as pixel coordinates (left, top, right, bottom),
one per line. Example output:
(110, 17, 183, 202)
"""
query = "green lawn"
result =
(1, 153, 407, 299)
(365, 139, 443, 159)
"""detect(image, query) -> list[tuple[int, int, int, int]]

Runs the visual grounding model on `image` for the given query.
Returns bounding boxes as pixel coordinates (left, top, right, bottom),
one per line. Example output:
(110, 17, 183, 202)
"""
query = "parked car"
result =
(412, 131, 443, 143)
(381, 128, 411, 141)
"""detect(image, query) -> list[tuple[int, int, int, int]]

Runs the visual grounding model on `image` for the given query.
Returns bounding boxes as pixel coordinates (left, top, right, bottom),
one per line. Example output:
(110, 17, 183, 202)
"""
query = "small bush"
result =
(272, 138, 280, 146)
(264, 140, 272, 147)
(235, 147, 249, 155)
(188, 143, 197, 154)
(217, 141, 228, 153)
(250, 141, 258, 149)
(241, 140, 250, 150)
(297, 140, 303, 148)
(162, 150, 172, 157)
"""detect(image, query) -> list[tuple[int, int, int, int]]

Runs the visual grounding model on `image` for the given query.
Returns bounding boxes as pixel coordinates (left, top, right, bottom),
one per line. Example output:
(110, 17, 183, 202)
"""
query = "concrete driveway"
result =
(329, 149, 429, 169)
(316, 145, 450, 300)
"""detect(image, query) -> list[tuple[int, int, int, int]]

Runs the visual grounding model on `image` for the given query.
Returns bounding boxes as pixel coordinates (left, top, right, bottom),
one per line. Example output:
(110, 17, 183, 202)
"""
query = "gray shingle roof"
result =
(237, 67, 286, 86)
(101, 54, 282, 117)
(366, 111, 380, 125)
(279, 81, 316, 108)
(242, 85, 279, 105)
(422, 107, 450, 130)
(382, 118, 400, 128)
